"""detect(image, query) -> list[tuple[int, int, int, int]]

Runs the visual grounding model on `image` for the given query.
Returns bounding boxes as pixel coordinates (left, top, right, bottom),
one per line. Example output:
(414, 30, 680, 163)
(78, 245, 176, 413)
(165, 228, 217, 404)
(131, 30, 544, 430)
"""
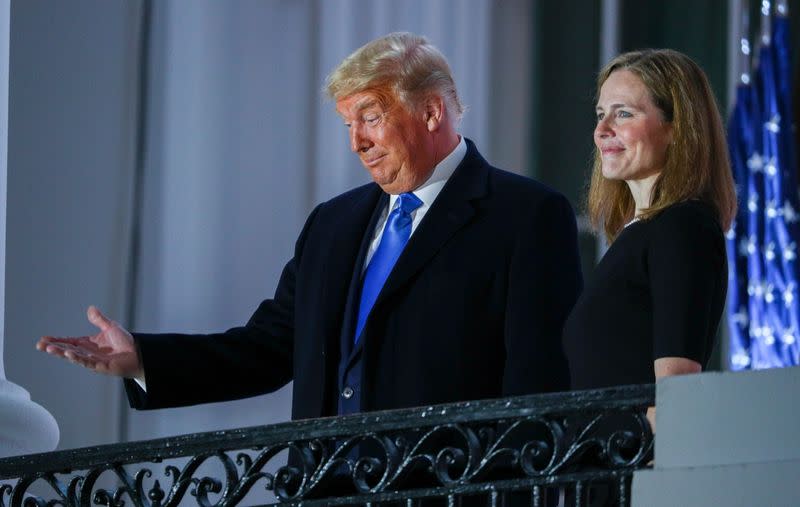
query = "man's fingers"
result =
(87, 305, 113, 331)
(39, 336, 91, 345)
(41, 341, 99, 359)
(39, 342, 69, 358)
(38, 336, 96, 353)
(43, 341, 82, 355)
(40, 341, 117, 374)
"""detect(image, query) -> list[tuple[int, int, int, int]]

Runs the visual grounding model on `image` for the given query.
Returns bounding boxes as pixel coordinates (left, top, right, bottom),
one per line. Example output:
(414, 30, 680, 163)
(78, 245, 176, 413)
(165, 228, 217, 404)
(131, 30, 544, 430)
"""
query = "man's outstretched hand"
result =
(36, 306, 143, 379)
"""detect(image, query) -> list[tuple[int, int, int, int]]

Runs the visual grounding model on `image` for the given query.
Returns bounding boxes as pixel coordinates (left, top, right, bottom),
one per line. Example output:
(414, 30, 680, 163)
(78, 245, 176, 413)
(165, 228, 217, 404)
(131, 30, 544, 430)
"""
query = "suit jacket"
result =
(125, 139, 583, 420)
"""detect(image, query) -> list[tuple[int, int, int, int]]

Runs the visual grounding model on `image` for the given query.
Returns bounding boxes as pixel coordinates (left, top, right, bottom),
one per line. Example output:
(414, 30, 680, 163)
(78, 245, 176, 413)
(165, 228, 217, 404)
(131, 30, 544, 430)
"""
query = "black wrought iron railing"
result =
(0, 384, 654, 507)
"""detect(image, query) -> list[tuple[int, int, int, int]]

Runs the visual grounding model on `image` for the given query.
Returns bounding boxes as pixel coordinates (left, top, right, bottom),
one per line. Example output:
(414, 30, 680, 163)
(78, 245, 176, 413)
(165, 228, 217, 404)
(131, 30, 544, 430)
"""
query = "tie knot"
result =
(397, 192, 423, 214)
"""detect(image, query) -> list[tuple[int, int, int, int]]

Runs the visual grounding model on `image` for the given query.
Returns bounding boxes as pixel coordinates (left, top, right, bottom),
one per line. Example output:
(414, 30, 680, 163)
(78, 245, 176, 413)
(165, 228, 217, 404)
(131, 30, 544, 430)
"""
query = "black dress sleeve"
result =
(647, 203, 726, 365)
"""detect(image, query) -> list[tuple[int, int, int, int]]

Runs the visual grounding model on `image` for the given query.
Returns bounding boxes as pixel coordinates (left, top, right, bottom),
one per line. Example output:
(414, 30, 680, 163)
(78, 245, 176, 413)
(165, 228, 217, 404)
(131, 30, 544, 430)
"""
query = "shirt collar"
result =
(387, 136, 466, 210)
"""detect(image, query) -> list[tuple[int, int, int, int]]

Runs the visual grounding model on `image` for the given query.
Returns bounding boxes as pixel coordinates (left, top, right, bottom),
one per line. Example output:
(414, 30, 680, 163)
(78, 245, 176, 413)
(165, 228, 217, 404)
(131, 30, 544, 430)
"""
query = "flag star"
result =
(747, 153, 764, 171)
(766, 200, 779, 218)
(765, 242, 777, 261)
(783, 201, 799, 223)
(748, 280, 764, 297)
(726, 218, 737, 239)
(784, 287, 795, 306)
(763, 326, 775, 345)
(739, 237, 751, 257)
(748, 193, 759, 212)
(732, 306, 749, 327)
(784, 242, 797, 261)
(784, 333, 796, 344)
(765, 157, 778, 176)
(746, 236, 757, 255)
(731, 352, 751, 368)
(765, 114, 781, 133)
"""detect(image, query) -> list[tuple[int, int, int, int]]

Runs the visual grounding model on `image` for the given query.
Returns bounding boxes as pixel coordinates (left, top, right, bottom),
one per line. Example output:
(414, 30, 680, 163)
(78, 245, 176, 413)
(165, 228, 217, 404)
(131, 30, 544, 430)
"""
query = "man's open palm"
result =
(36, 306, 143, 379)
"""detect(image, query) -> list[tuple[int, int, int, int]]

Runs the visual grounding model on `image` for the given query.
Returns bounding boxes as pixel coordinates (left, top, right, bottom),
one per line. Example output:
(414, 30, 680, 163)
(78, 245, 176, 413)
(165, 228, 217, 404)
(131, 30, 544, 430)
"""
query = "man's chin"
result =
(372, 176, 408, 195)
(365, 167, 396, 186)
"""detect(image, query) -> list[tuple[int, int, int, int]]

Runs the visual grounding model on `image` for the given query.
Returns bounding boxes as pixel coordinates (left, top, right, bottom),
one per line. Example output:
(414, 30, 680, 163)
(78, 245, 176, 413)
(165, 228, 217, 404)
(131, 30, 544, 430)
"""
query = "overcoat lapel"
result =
(349, 140, 490, 362)
(378, 146, 488, 307)
(336, 189, 388, 363)
(299, 184, 382, 416)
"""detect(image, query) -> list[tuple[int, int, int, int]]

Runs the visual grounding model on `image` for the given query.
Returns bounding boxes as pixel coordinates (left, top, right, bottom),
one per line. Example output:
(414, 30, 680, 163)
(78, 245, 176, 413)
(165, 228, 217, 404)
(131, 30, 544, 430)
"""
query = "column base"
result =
(0, 379, 59, 457)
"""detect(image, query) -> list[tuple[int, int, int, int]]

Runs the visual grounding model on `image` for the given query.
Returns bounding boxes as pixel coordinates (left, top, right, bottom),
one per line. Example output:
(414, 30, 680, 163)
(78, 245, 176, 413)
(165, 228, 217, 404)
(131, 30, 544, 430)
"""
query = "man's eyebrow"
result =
(353, 99, 381, 113)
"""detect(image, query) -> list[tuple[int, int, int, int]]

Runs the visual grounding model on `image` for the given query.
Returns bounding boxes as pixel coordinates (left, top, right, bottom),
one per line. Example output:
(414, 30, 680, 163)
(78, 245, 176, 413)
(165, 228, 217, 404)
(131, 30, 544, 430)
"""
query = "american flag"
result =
(727, 2, 800, 369)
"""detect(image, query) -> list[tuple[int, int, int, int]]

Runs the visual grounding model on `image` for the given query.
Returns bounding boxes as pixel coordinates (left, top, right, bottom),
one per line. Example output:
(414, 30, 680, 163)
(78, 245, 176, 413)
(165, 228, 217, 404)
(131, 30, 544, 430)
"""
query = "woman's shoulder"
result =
(645, 199, 725, 258)
(650, 199, 723, 235)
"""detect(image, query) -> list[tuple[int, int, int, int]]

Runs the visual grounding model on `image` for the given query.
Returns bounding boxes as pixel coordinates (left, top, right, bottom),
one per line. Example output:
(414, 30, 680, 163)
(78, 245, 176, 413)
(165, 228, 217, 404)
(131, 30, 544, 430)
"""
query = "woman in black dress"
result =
(563, 49, 737, 398)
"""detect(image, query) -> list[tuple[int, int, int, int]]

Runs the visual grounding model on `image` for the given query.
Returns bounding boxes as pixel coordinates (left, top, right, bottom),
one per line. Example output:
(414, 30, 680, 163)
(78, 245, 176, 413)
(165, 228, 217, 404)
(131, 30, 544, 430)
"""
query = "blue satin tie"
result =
(354, 192, 423, 344)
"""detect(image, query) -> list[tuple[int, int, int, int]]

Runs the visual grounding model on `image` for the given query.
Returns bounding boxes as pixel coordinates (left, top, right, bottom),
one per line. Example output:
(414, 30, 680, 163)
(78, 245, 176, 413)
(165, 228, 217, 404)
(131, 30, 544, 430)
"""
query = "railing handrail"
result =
(0, 384, 654, 479)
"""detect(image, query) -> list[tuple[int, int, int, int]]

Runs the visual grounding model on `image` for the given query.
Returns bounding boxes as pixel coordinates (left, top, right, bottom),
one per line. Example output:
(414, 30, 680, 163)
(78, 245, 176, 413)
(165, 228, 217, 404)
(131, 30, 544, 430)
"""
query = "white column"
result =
(0, 0, 58, 457)
(593, 0, 621, 260)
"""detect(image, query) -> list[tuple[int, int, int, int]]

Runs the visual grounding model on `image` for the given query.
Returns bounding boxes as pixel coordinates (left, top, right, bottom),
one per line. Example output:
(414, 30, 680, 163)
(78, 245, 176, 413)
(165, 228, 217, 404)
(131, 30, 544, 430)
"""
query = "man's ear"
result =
(423, 96, 445, 132)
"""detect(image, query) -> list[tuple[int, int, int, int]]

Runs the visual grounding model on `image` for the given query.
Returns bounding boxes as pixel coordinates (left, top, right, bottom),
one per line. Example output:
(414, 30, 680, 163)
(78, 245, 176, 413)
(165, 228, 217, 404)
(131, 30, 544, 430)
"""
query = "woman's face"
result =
(594, 69, 673, 182)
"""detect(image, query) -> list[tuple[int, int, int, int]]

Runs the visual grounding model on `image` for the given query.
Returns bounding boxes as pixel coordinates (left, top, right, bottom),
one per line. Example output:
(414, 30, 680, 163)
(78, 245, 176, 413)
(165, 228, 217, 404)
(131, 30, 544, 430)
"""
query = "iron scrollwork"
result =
(0, 385, 654, 506)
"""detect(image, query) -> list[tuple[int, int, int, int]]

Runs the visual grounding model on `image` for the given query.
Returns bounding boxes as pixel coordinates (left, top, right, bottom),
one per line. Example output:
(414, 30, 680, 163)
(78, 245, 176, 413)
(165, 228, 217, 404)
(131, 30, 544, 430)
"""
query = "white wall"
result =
(0, 0, 8, 382)
(5, 0, 141, 448)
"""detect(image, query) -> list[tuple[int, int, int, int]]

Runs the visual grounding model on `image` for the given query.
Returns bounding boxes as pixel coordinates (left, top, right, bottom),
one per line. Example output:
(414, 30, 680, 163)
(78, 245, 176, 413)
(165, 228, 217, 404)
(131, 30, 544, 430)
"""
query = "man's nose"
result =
(350, 124, 370, 152)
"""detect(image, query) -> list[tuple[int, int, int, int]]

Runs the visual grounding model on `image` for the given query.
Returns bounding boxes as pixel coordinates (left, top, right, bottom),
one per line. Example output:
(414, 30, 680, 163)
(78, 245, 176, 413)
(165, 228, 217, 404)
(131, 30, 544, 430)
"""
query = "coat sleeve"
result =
(125, 204, 323, 410)
(502, 192, 582, 395)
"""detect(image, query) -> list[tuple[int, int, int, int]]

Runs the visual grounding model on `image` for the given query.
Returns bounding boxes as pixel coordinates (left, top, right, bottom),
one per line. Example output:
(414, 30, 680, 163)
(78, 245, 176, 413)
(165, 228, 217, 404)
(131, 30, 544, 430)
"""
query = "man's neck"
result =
(430, 126, 460, 167)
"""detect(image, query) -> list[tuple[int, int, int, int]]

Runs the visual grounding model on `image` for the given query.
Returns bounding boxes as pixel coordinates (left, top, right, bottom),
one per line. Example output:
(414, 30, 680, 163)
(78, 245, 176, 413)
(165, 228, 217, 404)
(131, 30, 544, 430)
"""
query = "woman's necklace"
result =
(624, 216, 641, 228)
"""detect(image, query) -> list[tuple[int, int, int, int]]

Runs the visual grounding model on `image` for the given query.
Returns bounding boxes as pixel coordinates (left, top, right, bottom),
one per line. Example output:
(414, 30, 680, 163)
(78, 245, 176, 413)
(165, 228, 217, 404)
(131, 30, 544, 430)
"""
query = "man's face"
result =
(336, 91, 435, 194)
